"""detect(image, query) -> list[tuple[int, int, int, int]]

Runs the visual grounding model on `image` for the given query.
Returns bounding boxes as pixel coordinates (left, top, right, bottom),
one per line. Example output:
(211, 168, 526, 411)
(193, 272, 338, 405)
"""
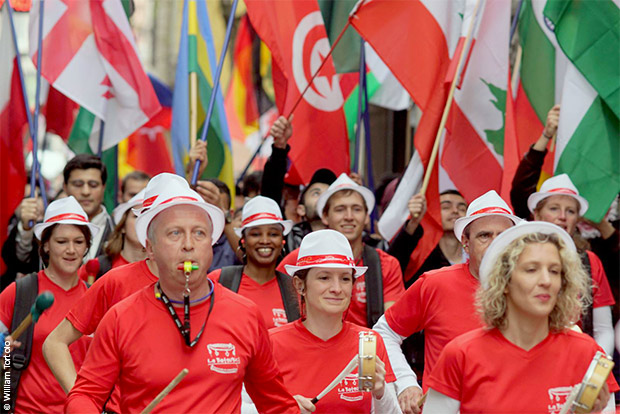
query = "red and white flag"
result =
(29, 0, 160, 152)
(352, 0, 510, 279)
(0, 6, 28, 273)
(245, 0, 349, 185)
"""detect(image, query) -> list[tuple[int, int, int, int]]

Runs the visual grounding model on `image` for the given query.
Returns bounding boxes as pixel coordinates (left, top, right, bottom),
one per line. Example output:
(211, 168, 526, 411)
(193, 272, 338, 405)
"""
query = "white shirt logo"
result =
(206, 343, 241, 374)
(292, 11, 344, 112)
(272, 308, 288, 327)
(355, 282, 366, 304)
(337, 373, 363, 402)
(547, 385, 575, 414)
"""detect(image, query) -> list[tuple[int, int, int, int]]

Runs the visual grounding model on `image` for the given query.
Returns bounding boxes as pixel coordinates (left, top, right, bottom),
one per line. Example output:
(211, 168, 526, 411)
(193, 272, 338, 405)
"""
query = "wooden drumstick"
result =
(141, 368, 189, 414)
(9, 291, 54, 340)
(310, 356, 358, 404)
(418, 391, 427, 407)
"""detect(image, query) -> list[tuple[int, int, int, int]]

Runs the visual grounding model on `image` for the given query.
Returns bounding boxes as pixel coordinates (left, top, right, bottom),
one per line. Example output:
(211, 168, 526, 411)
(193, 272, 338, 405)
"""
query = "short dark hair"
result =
(63, 154, 107, 185)
(38, 224, 92, 266)
(440, 189, 464, 197)
(121, 170, 150, 194)
(205, 178, 231, 210)
(242, 172, 262, 197)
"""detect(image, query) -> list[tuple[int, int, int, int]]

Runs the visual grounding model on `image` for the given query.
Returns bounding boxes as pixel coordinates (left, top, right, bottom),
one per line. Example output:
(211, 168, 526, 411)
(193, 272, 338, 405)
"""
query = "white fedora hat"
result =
(284, 229, 367, 278)
(234, 196, 293, 237)
(478, 221, 575, 289)
(112, 189, 145, 225)
(34, 196, 99, 240)
(527, 174, 588, 216)
(134, 173, 224, 247)
(453, 190, 521, 242)
(315, 173, 375, 220)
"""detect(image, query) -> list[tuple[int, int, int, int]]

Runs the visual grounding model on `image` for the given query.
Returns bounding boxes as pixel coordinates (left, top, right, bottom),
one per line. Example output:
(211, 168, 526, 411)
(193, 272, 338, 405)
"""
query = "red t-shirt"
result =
(269, 320, 396, 413)
(587, 250, 615, 308)
(209, 268, 294, 328)
(66, 282, 298, 414)
(0, 271, 91, 413)
(77, 254, 129, 282)
(384, 262, 483, 387)
(67, 259, 157, 335)
(427, 328, 620, 413)
(278, 247, 405, 327)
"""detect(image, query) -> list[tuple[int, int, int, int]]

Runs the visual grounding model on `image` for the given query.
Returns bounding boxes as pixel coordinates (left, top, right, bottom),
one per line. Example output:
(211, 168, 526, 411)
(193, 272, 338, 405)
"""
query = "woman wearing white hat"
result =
(423, 222, 618, 413)
(209, 196, 298, 328)
(527, 174, 615, 356)
(268, 229, 400, 413)
(77, 189, 147, 283)
(0, 196, 97, 413)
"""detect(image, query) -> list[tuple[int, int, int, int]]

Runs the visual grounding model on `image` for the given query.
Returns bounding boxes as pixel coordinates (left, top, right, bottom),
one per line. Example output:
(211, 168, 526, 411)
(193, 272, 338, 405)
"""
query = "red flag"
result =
(0, 11, 28, 274)
(43, 85, 78, 141)
(125, 107, 174, 177)
(500, 76, 519, 208)
(245, 0, 349, 185)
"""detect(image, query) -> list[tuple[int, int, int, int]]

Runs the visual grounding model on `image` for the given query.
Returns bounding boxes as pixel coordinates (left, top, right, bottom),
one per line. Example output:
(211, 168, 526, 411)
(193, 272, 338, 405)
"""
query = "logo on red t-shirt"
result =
(272, 308, 287, 327)
(354, 282, 366, 304)
(206, 343, 241, 374)
(547, 385, 574, 414)
(336, 373, 363, 402)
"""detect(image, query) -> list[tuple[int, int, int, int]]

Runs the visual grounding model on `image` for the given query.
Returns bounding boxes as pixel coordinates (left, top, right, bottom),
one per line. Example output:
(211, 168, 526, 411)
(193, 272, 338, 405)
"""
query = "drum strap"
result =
(363, 245, 384, 328)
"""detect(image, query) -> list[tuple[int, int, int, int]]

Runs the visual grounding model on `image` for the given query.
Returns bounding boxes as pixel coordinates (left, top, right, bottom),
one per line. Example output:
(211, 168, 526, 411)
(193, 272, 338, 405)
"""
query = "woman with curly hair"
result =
(423, 221, 618, 413)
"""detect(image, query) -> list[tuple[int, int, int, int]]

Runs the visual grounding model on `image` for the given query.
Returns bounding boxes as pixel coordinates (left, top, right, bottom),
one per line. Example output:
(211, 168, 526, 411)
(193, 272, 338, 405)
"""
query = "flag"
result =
(171, 0, 234, 194)
(352, 0, 510, 279)
(43, 85, 78, 141)
(29, 0, 161, 153)
(0, 5, 28, 273)
(119, 74, 174, 178)
(500, 75, 520, 208)
(544, 0, 620, 221)
(245, 0, 350, 185)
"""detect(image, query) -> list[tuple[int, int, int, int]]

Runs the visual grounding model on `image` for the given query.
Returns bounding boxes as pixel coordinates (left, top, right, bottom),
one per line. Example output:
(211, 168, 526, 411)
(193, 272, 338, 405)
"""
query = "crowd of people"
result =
(0, 104, 618, 413)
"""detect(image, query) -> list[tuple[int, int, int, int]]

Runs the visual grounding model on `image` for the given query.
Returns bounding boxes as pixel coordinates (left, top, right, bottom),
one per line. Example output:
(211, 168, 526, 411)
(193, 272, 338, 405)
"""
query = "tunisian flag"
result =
(245, 0, 349, 185)
(0, 7, 28, 273)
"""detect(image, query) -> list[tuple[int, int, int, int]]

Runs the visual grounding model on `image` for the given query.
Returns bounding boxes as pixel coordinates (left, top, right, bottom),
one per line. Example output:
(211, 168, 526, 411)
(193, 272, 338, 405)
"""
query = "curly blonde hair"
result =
(477, 232, 590, 332)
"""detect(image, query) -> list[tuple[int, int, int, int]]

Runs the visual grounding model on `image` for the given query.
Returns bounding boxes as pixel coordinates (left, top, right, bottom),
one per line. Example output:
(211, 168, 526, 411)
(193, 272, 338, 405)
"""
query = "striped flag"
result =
(171, 0, 234, 193)
(29, 0, 161, 153)
(544, 0, 619, 221)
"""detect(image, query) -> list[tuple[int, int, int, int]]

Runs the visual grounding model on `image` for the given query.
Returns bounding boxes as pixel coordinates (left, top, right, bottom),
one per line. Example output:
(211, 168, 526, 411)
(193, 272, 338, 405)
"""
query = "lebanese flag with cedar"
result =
(0, 7, 28, 273)
(245, 0, 349, 185)
(29, 0, 160, 153)
(352, 0, 510, 279)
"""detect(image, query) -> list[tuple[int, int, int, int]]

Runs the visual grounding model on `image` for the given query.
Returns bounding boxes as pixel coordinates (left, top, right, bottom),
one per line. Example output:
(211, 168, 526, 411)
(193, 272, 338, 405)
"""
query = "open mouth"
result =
(256, 248, 274, 257)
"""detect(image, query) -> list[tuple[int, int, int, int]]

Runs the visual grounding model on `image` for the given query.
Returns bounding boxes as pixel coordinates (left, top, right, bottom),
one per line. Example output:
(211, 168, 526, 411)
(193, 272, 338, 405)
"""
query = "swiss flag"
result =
(245, 0, 349, 185)
(0, 8, 28, 274)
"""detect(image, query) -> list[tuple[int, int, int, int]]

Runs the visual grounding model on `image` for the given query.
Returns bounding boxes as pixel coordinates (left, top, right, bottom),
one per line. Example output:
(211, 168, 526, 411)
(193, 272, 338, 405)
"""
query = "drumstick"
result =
(417, 391, 427, 407)
(10, 291, 54, 340)
(141, 368, 189, 414)
(310, 356, 358, 404)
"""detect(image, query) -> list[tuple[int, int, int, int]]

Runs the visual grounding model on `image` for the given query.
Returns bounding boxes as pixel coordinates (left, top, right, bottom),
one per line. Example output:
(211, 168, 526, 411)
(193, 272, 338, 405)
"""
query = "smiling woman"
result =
(423, 222, 619, 414)
(0, 196, 96, 413)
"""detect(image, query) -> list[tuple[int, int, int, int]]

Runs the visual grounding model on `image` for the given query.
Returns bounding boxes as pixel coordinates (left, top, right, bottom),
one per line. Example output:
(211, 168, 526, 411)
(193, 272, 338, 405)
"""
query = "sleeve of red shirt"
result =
(207, 268, 222, 284)
(384, 275, 426, 337)
(425, 337, 464, 400)
(587, 251, 615, 308)
(0, 283, 16, 329)
(276, 249, 299, 274)
(66, 275, 110, 335)
(243, 306, 298, 414)
(374, 329, 396, 383)
(65, 306, 122, 413)
(377, 250, 405, 303)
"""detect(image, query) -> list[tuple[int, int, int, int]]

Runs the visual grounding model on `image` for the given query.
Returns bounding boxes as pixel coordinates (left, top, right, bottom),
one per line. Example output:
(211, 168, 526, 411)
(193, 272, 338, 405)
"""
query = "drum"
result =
(561, 351, 614, 414)
(358, 331, 376, 392)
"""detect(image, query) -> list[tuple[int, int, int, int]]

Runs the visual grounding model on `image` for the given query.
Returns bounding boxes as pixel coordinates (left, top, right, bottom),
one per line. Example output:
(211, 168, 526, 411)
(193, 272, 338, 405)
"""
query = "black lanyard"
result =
(156, 280, 214, 347)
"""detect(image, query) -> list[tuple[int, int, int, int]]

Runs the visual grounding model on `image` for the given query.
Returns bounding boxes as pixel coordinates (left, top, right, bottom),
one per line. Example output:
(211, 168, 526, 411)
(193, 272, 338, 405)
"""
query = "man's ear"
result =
(296, 204, 306, 218)
(462, 236, 470, 255)
(145, 239, 155, 261)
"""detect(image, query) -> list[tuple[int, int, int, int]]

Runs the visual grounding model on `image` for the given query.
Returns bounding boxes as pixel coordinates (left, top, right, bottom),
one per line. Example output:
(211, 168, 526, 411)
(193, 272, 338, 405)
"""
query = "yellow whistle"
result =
(178, 261, 199, 273)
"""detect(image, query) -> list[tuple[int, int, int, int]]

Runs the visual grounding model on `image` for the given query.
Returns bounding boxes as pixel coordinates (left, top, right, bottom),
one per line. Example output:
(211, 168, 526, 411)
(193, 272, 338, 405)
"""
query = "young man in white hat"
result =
(63, 173, 298, 413)
(373, 190, 520, 414)
(526, 174, 615, 355)
(278, 173, 405, 330)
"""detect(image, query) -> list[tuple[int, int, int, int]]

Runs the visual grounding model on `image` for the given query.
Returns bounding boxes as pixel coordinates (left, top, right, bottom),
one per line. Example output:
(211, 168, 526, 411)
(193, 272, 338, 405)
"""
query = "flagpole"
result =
(236, 18, 353, 184)
(354, 39, 365, 174)
(190, 0, 239, 187)
(419, 0, 483, 196)
(188, 0, 199, 147)
(30, 0, 45, 206)
(509, 0, 524, 43)
(97, 120, 106, 158)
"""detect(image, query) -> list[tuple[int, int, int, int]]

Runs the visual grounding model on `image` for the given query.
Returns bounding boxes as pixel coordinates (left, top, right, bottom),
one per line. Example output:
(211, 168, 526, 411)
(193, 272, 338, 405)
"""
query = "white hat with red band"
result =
(234, 196, 293, 237)
(284, 229, 367, 278)
(527, 174, 588, 216)
(316, 173, 375, 219)
(34, 196, 99, 240)
(112, 189, 145, 225)
(479, 221, 575, 290)
(134, 173, 224, 247)
(453, 190, 521, 242)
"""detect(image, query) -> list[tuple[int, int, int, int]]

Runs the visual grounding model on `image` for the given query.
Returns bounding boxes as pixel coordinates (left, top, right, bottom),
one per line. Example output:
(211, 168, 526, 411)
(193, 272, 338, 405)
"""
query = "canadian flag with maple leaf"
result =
(28, 0, 160, 152)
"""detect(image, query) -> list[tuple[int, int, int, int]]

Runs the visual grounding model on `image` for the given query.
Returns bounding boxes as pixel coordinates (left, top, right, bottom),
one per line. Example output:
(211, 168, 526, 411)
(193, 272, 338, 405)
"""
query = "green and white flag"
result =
(543, 0, 620, 221)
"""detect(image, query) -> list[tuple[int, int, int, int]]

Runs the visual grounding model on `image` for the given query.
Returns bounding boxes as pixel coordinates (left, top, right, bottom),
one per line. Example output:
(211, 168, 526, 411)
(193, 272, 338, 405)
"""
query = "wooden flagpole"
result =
(419, 0, 483, 196)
